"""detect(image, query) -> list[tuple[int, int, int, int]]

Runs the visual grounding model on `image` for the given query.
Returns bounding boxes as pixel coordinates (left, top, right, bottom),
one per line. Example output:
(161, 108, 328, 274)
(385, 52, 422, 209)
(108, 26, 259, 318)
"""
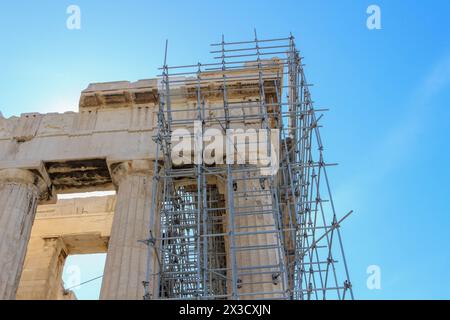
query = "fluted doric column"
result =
(100, 160, 158, 300)
(225, 170, 286, 299)
(0, 168, 50, 300)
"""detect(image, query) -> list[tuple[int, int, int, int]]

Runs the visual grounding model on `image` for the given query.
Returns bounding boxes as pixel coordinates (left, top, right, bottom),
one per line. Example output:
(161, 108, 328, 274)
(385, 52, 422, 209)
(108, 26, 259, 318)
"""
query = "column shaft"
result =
(0, 170, 42, 300)
(100, 161, 158, 300)
(226, 171, 285, 299)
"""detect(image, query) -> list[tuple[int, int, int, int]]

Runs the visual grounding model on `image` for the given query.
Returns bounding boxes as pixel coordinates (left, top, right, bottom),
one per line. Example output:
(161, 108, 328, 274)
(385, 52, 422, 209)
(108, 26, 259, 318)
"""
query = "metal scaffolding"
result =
(143, 32, 354, 300)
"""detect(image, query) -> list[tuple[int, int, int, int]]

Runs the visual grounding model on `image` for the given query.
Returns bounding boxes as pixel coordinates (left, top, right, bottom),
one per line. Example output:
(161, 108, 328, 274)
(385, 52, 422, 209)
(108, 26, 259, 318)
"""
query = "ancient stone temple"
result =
(0, 35, 353, 300)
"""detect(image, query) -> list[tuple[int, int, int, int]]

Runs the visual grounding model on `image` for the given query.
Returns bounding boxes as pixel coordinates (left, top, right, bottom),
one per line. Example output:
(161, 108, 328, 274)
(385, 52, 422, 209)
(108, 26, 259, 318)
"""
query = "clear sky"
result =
(1, 0, 450, 300)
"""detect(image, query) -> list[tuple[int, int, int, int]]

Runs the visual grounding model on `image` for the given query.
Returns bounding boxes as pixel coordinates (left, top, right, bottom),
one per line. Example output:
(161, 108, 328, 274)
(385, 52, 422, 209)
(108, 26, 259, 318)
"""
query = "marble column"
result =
(225, 170, 286, 299)
(100, 160, 158, 300)
(0, 169, 49, 300)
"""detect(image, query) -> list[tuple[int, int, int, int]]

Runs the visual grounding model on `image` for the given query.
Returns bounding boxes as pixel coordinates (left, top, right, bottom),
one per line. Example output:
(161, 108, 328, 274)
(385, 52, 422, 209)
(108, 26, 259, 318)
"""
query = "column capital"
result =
(108, 160, 155, 187)
(0, 168, 53, 203)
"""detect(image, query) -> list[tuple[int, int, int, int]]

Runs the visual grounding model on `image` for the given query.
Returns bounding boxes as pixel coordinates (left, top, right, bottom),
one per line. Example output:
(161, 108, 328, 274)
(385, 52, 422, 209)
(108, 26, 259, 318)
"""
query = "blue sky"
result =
(1, 1, 450, 299)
